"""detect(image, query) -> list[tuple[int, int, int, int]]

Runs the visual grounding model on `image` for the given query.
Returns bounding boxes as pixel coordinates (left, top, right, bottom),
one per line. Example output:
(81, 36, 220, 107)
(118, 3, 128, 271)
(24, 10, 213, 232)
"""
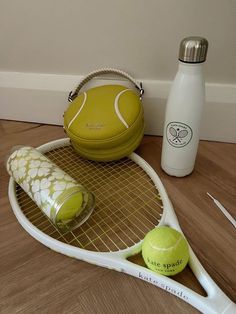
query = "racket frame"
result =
(8, 138, 235, 314)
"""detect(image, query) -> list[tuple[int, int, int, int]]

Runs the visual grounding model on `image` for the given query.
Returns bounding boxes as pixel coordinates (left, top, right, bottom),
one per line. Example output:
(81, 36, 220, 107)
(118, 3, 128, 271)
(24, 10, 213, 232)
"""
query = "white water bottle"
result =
(161, 37, 208, 177)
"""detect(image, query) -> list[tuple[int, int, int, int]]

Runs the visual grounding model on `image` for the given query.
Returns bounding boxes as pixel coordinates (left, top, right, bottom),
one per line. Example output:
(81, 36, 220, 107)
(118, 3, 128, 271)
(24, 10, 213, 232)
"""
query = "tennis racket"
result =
(8, 138, 235, 314)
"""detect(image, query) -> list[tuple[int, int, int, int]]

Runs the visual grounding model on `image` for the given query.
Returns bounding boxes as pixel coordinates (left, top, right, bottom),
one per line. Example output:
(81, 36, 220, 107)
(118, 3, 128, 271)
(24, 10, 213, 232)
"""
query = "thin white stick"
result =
(207, 192, 236, 229)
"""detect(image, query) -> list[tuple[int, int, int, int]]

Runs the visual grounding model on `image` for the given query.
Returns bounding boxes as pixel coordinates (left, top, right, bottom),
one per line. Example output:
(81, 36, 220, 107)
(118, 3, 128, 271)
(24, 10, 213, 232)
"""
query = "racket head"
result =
(8, 138, 176, 256)
(178, 130, 188, 138)
(8, 139, 235, 314)
(169, 127, 177, 137)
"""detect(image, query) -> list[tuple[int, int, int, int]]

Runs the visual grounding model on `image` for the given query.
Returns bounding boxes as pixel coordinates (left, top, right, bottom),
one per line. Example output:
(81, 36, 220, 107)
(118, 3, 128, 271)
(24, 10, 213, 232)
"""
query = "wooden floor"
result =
(0, 120, 235, 314)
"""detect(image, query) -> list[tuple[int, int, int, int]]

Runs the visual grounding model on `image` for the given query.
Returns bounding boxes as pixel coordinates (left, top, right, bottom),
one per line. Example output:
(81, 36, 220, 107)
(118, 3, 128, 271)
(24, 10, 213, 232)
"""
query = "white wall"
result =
(0, 0, 235, 142)
(0, 0, 235, 83)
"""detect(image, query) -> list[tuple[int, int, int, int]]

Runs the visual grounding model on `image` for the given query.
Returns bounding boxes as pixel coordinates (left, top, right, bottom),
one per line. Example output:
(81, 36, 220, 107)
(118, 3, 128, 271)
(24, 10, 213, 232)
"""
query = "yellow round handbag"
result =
(64, 68, 145, 161)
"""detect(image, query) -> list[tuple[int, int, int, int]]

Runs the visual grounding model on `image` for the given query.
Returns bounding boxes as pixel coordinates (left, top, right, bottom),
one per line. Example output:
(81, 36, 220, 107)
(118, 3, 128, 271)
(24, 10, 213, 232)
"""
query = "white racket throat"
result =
(8, 138, 235, 314)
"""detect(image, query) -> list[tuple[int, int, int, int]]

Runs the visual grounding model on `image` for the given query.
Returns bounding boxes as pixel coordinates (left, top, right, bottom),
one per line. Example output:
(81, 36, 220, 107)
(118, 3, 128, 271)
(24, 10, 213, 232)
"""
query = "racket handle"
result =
(6, 146, 95, 231)
(222, 302, 236, 314)
(207, 193, 236, 229)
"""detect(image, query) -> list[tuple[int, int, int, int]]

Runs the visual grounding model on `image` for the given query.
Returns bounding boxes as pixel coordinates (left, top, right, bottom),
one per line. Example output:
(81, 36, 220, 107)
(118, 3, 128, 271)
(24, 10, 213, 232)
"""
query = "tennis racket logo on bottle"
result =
(166, 122, 193, 148)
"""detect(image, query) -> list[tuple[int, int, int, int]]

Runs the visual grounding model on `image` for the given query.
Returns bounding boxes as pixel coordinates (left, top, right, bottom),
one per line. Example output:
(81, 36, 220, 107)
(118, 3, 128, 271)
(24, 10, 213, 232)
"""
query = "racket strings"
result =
(16, 145, 163, 252)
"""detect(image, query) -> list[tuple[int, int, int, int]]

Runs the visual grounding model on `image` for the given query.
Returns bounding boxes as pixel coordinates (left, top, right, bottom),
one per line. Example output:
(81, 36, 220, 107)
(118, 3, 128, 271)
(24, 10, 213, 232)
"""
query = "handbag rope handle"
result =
(68, 68, 144, 102)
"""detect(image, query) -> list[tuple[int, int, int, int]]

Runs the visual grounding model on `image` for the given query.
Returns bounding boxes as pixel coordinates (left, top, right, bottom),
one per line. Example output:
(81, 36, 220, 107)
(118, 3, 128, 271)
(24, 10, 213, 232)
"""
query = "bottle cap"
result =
(179, 37, 208, 63)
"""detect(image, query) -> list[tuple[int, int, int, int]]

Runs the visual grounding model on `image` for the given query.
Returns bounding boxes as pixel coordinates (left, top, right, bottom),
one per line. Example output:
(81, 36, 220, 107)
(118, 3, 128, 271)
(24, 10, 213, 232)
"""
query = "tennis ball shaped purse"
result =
(64, 68, 145, 162)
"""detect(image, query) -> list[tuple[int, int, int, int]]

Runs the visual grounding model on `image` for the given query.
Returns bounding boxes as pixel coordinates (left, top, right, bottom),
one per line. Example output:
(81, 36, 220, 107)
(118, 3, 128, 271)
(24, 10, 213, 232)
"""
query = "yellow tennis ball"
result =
(142, 226, 189, 276)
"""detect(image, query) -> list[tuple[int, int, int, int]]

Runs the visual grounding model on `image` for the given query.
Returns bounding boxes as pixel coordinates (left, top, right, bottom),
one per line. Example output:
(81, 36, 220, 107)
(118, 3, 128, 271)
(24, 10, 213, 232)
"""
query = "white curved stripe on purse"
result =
(68, 92, 87, 129)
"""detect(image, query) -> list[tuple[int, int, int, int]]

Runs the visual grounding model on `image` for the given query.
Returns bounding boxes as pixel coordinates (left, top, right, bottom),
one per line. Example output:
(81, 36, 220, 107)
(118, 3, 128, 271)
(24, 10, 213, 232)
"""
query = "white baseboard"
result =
(0, 71, 235, 143)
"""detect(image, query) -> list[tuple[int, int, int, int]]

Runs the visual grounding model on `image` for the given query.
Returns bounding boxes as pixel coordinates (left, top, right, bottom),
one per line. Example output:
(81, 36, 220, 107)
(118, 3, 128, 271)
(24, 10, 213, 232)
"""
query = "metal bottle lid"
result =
(179, 37, 208, 63)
